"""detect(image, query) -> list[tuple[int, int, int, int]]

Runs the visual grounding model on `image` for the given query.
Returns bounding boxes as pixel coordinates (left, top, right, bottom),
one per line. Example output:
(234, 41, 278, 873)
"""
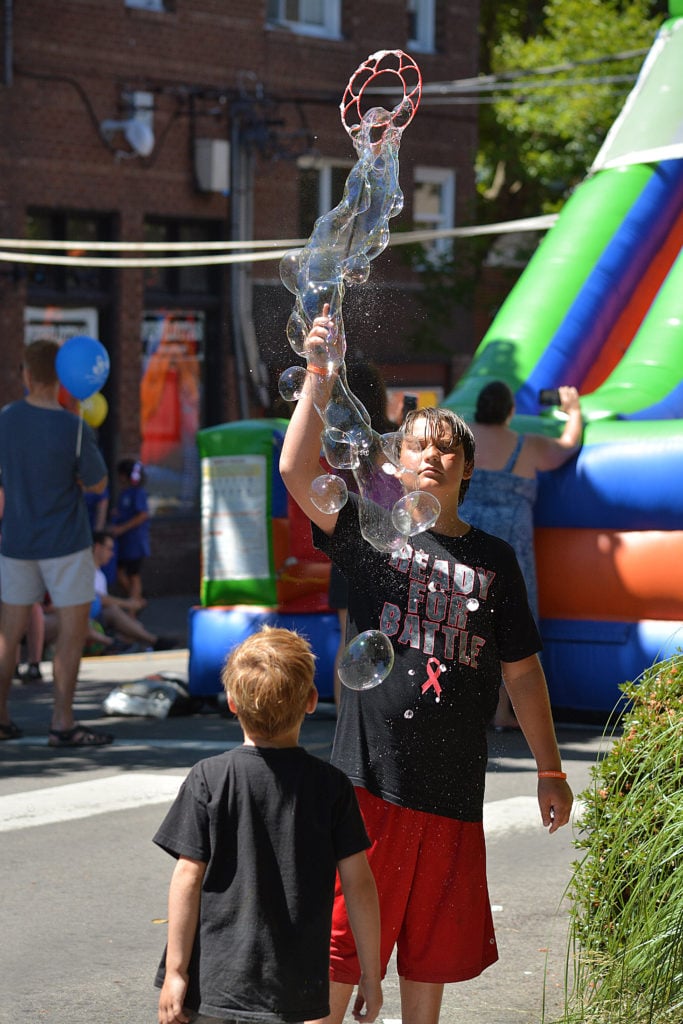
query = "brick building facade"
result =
(0, 0, 481, 593)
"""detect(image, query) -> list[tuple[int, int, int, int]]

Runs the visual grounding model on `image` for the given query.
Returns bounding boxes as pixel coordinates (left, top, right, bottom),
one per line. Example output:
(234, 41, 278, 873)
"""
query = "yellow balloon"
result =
(80, 391, 108, 428)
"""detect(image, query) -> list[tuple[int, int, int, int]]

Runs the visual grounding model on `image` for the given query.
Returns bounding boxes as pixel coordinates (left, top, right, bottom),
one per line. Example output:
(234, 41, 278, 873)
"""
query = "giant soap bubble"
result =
(277, 50, 440, 555)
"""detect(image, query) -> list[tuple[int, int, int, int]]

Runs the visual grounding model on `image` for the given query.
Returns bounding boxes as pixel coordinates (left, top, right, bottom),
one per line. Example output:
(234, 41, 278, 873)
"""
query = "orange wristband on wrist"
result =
(538, 770, 567, 780)
(307, 364, 329, 376)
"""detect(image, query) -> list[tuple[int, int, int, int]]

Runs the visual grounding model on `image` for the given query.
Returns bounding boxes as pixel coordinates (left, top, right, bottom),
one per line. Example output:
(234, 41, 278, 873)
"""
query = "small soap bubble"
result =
(396, 433, 423, 471)
(339, 630, 395, 691)
(279, 248, 303, 294)
(278, 365, 307, 403)
(286, 310, 308, 356)
(404, 709, 414, 720)
(391, 491, 440, 536)
(408, 669, 415, 676)
(380, 431, 404, 464)
(322, 428, 359, 470)
(359, 496, 409, 553)
(342, 254, 370, 285)
(466, 598, 479, 612)
(310, 474, 348, 514)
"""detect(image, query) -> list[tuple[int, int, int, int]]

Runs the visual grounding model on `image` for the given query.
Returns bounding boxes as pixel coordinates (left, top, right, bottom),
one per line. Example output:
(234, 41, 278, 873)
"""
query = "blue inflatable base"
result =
(188, 606, 340, 699)
(541, 618, 683, 714)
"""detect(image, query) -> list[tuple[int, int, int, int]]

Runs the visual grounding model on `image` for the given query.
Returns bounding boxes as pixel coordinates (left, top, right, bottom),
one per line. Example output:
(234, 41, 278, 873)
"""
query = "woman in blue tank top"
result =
(460, 381, 583, 729)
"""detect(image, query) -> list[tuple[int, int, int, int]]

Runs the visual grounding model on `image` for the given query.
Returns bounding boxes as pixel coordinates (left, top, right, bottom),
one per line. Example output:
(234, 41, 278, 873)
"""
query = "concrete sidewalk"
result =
(136, 592, 199, 648)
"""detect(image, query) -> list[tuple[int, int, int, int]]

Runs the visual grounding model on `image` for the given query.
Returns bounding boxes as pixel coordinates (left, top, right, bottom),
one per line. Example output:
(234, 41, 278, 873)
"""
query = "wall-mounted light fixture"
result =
(100, 90, 155, 158)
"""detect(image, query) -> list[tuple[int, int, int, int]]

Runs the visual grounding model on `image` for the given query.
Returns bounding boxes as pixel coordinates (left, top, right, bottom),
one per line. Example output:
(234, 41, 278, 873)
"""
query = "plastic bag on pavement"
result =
(102, 673, 194, 719)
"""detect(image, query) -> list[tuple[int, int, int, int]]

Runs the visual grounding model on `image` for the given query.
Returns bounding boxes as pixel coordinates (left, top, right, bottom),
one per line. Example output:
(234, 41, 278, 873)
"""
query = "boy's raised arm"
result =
(337, 851, 383, 1022)
(279, 306, 341, 536)
(158, 855, 207, 1024)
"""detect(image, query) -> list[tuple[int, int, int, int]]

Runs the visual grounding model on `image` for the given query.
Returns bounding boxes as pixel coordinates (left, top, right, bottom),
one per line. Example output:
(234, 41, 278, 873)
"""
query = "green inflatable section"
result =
(197, 419, 289, 607)
(444, 164, 654, 420)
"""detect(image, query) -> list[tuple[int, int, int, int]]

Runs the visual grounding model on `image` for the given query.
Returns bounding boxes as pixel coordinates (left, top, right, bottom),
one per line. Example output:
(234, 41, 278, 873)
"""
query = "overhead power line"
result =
(366, 47, 649, 101)
(0, 215, 558, 269)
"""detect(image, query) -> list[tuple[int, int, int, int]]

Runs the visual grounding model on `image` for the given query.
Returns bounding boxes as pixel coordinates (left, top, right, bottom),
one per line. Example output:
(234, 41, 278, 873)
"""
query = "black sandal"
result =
(0, 721, 23, 741)
(48, 724, 114, 748)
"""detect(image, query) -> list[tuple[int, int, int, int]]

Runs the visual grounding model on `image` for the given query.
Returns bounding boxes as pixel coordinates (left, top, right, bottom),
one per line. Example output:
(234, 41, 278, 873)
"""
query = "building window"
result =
(143, 218, 220, 297)
(266, 0, 341, 38)
(125, 0, 168, 11)
(408, 0, 435, 53)
(141, 217, 222, 515)
(141, 310, 205, 515)
(413, 167, 455, 259)
(25, 209, 113, 297)
(297, 157, 353, 235)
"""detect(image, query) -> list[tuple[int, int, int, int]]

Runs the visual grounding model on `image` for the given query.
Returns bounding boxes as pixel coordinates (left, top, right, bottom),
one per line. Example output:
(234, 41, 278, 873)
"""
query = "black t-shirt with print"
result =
(313, 495, 541, 822)
(153, 745, 370, 1022)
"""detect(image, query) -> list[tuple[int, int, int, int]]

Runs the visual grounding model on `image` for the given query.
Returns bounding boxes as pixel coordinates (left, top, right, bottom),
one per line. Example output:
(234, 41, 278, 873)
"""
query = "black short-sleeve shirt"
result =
(154, 745, 370, 1022)
(313, 495, 541, 821)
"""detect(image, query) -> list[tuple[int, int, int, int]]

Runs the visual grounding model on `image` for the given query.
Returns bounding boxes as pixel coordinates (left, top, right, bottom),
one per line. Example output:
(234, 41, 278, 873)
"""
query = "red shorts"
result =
(331, 788, 498, 985)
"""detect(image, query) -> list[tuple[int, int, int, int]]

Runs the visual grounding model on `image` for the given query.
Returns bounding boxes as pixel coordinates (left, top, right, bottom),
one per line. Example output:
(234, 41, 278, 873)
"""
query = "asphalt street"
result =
(0, 637, 609, 1024)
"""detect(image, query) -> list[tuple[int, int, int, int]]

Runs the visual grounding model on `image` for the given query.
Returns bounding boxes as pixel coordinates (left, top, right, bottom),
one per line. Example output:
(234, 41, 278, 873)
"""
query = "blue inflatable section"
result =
(535, 436, 683, 530)
(541, 618, 683, 713)
(624, 379, 683, 421)
(188, 605, 340, 699)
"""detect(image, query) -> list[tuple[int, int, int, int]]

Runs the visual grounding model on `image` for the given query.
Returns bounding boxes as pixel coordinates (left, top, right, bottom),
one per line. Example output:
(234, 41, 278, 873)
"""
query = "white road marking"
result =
(483, 795, 541, 834)
(0, 772, 571, 835)
(0, 772, 187, 832)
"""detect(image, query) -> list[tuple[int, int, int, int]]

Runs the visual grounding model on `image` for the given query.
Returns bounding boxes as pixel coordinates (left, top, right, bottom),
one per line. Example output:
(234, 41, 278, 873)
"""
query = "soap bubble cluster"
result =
(277, 50, 438, 555)
(278, 51, 433, 691)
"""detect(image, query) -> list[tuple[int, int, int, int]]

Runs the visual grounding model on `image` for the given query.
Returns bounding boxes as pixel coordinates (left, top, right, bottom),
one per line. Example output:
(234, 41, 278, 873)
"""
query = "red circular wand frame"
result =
(340, 50, 422, 139)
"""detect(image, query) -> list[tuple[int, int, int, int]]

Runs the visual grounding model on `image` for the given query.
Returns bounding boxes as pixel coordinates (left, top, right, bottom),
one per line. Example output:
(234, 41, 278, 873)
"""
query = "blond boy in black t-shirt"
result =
(154, 627, 381, 1024)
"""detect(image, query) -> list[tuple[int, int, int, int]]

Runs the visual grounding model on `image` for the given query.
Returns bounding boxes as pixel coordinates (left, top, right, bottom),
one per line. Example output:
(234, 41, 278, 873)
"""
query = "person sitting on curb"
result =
(90, 531, 178, 652)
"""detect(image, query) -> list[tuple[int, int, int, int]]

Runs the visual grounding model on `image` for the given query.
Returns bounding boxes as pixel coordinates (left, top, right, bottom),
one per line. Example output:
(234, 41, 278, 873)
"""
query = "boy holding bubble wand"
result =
(154, 625, 382, 1024)
(280, 306, 572, 1024)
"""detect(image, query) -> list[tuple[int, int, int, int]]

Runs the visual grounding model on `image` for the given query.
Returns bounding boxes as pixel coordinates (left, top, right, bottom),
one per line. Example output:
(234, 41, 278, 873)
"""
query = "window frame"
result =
(407, 0, 436, 54)
(297, 155, 355, 233)
(412, 166, 456, 260)
(266, 0, 341, 39)
(124, 0, 167, 11)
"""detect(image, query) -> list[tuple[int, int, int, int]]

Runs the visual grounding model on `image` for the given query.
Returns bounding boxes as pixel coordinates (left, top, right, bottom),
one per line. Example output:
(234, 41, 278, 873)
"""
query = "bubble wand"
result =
(279, 50, 440, 555)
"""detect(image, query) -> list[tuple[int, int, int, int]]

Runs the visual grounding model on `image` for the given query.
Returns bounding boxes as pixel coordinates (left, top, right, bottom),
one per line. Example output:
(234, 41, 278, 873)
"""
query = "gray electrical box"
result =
(194, 138, 230, 194)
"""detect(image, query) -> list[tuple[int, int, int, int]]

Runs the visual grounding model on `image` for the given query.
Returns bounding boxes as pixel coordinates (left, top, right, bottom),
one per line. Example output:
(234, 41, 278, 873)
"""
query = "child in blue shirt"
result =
(110, 458, 150, 604)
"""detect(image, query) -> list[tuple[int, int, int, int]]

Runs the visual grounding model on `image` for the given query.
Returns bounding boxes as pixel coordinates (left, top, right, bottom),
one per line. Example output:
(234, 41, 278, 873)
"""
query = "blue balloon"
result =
(56, 335, 110, 401)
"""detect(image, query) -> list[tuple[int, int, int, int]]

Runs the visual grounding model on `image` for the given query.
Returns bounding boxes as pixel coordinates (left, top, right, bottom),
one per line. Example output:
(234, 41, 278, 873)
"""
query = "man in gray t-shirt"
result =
(0, 339, 110, 747)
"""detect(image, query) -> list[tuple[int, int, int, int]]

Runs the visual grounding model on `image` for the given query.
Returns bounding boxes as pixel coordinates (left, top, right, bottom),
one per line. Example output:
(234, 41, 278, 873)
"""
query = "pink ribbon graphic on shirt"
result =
(421, 657, 443, 698)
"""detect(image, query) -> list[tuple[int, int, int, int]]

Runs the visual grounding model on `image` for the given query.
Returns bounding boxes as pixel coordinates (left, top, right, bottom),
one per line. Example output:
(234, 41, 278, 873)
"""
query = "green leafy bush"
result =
(555, 653, 683, 1023)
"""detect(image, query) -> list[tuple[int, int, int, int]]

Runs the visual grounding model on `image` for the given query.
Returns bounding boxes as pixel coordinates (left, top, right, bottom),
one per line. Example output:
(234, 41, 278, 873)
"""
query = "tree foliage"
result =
(405, 1, 669, 352)
(480, 0, 668, 214)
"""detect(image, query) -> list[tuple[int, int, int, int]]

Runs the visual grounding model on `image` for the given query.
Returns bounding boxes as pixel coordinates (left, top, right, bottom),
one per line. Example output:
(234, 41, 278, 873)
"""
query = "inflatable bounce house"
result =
(188, 10, 682, 712)
(444, 5, 683, 716)
(188, 420, 339, 699)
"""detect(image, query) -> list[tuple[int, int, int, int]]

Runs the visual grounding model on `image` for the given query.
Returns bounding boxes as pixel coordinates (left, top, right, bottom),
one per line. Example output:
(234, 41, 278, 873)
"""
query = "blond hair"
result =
(222, 626, 316, 739)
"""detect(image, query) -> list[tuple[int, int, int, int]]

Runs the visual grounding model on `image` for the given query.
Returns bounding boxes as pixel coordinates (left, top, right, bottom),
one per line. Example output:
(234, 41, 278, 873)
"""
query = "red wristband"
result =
(307, 364, 330, 376)
(537, 770, 567, 780)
